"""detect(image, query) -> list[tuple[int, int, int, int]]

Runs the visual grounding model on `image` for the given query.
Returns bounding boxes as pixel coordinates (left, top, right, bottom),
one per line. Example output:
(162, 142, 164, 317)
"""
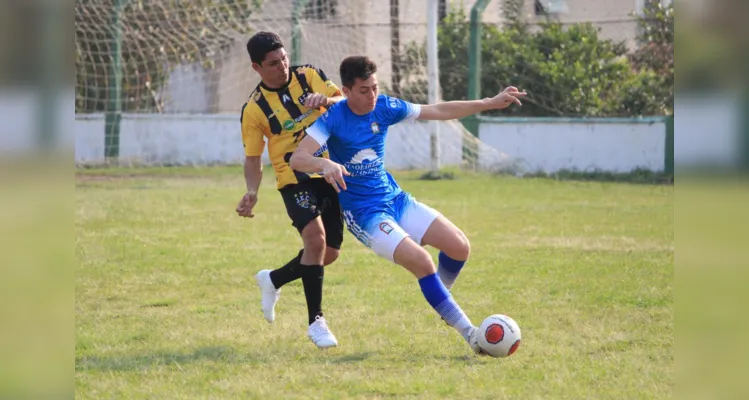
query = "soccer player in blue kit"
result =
(289, 56, 526, 354)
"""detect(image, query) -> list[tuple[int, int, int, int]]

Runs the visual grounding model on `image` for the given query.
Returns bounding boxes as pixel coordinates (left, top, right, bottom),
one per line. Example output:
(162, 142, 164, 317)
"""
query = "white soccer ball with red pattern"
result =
(477, 314, 522, 358)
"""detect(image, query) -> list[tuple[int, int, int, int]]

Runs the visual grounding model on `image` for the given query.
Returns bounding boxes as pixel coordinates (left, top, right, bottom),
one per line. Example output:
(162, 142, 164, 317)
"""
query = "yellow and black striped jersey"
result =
(241, 65, 342, 189)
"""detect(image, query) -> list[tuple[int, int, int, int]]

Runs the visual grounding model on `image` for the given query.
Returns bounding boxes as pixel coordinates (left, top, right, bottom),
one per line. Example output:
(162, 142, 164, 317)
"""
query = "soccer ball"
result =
(477, 314, 522, 358)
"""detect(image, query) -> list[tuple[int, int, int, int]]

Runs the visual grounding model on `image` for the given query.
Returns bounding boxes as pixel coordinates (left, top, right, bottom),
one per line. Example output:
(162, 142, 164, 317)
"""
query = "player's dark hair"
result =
(246, 31, 284, 65)
(339, 56, 378, 88)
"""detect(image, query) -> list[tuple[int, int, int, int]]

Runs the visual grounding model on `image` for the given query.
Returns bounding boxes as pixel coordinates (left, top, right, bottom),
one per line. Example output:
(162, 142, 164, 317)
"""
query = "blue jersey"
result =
(306, 94, 421, 213)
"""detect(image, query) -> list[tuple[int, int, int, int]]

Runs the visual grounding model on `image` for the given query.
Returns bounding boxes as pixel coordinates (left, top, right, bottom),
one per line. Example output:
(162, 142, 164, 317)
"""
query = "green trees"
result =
(398, 0, 674, 117)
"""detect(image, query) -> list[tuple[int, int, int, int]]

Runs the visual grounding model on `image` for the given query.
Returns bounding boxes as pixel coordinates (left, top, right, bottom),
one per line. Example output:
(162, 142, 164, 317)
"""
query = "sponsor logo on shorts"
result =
(294, 191, 311, 209)
(379, 222, 394, 235)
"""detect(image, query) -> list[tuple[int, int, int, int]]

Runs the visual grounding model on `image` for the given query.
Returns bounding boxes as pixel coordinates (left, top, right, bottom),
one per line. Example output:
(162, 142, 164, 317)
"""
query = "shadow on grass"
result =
(519, 168, 674, 185)
(397, 167, 673, 185)
(326, 352, 374, 364)
(77, 346, 376, 371)
(76, 346, 244, 372)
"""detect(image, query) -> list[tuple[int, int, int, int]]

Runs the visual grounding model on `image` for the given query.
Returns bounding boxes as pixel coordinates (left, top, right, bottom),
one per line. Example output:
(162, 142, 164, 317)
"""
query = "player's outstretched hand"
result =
(236, 191, 258, 218)
(321, 160, 350, 193)
(304, 93, 329, 109)
(487, 86, 527, 109)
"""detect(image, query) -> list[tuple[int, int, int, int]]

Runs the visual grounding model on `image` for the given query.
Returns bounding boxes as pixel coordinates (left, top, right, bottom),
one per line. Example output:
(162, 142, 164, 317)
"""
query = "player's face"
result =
(346, 74, 378, 113)
(253, 48, 289, 88)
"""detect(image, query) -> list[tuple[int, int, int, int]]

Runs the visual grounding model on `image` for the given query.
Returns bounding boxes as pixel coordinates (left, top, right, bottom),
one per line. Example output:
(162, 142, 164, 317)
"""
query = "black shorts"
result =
(279, 178, 344, 250)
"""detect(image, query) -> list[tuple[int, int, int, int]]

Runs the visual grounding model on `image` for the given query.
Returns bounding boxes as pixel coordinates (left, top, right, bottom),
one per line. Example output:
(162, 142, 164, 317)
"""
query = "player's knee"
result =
(413, 251, 437, 278)
(396, 246, 436, 279)
(323, 247, 339, 266)
(445, 230, 471, 261)
(302, 231, 326, 258)
(455, 231, 471, 260)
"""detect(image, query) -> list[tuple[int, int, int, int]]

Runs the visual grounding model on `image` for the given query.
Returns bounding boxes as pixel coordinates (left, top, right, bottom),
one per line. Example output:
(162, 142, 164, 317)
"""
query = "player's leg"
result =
(256, 250, 303, 323)
(293, 179, 343, 348)
(295, 216, 335, 347)
(299, 216, 327, 322)
(399, 195, 469, 290)
(421, 216, 470, 290)
(306, 179, 343, 325)
(254, 181, 333, 344)
(254, 182, 315, 323)
(300, 178, 344, 320)
(363, 216, 481, 353)
(319, 179, 344, 267)
(262, 249, 302, 292)
(256, 182, 322, 297)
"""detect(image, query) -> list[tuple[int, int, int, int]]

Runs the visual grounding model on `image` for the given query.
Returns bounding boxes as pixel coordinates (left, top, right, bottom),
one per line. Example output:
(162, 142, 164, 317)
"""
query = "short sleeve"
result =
(241, 103, 266, 157)
(384, 95, 421, 125)
(306, 109, 333, 146)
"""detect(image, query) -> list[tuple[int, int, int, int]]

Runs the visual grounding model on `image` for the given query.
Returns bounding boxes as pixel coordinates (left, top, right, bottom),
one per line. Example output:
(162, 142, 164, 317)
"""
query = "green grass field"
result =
(75, 167, 673, 399)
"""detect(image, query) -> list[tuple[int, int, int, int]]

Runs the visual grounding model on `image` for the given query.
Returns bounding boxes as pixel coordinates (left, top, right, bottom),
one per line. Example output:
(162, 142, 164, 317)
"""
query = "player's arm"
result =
(237, 108, 266, 218)
(305, 95, 345, 109)
(304, 67, 345, 109)
(289, 136, 326, 174)
(244, 156, 262, 194)
(289, 120, 350, 192)
(327, 95, 345, 106)
(417, 86, 527, 121)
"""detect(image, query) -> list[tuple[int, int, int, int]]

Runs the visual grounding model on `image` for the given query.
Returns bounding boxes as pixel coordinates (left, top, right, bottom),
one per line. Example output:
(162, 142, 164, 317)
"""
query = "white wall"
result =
(385, 120, 466, 170)
(119, 114, 248, 165)
(74, 114, 675, 174)
(74, 114, 105, 163)
(674, 94, 741, 168)
(74, 113, 261, 166)
(0, 89, 74, 154)
(478, 118, 667, 173)
(73, 94, 748, 171)
(73, 113, 466, 169)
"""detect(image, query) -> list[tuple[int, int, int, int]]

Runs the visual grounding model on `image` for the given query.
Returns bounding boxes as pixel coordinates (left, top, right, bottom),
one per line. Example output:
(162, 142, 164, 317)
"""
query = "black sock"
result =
(300, 264, 324, 325)
(268, 250, 303, 289)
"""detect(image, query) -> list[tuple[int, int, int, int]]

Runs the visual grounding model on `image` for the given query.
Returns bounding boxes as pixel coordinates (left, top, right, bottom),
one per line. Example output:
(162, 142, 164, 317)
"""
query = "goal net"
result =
(74, 0, 517, 172)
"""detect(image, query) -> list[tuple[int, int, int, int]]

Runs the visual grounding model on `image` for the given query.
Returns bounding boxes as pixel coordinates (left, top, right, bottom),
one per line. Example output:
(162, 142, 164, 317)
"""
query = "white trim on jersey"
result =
(402, 103, 421, 123)
(306, 121, 330, 146)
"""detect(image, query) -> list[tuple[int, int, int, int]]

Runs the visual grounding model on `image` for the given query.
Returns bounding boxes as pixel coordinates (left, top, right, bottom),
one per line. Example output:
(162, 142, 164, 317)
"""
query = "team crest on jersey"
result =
(371, 122, 380, 134)
(298, 92, 310, 106)
(283, 120, 296, 131)
(379, 222, 394, 235)
(294, 191, 311, 209)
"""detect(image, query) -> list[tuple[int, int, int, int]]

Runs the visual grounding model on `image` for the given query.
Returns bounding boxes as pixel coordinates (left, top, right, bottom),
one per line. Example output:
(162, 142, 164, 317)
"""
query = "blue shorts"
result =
(342, 192, 441, 262)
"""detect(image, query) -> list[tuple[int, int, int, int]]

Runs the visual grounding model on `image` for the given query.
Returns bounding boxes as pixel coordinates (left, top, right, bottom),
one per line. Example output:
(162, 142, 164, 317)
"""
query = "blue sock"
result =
(418, 273, 474, 340)
(437, 251, 466, 290)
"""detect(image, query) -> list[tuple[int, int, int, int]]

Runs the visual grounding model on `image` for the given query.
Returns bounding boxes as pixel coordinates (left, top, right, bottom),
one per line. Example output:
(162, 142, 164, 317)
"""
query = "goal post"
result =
(427, 0, 441, 174)
(74, 0, 516, 172)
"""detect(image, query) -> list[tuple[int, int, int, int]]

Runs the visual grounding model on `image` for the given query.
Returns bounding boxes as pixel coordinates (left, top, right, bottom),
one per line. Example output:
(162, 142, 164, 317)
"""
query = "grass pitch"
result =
(75, 167, 672, 399)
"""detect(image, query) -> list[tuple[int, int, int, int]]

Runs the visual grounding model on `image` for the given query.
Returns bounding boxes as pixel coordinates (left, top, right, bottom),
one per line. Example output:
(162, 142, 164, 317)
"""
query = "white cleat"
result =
(468, 326, 488, 355)
(255, 270, 280, 323)
(307, 316, 338, 349)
